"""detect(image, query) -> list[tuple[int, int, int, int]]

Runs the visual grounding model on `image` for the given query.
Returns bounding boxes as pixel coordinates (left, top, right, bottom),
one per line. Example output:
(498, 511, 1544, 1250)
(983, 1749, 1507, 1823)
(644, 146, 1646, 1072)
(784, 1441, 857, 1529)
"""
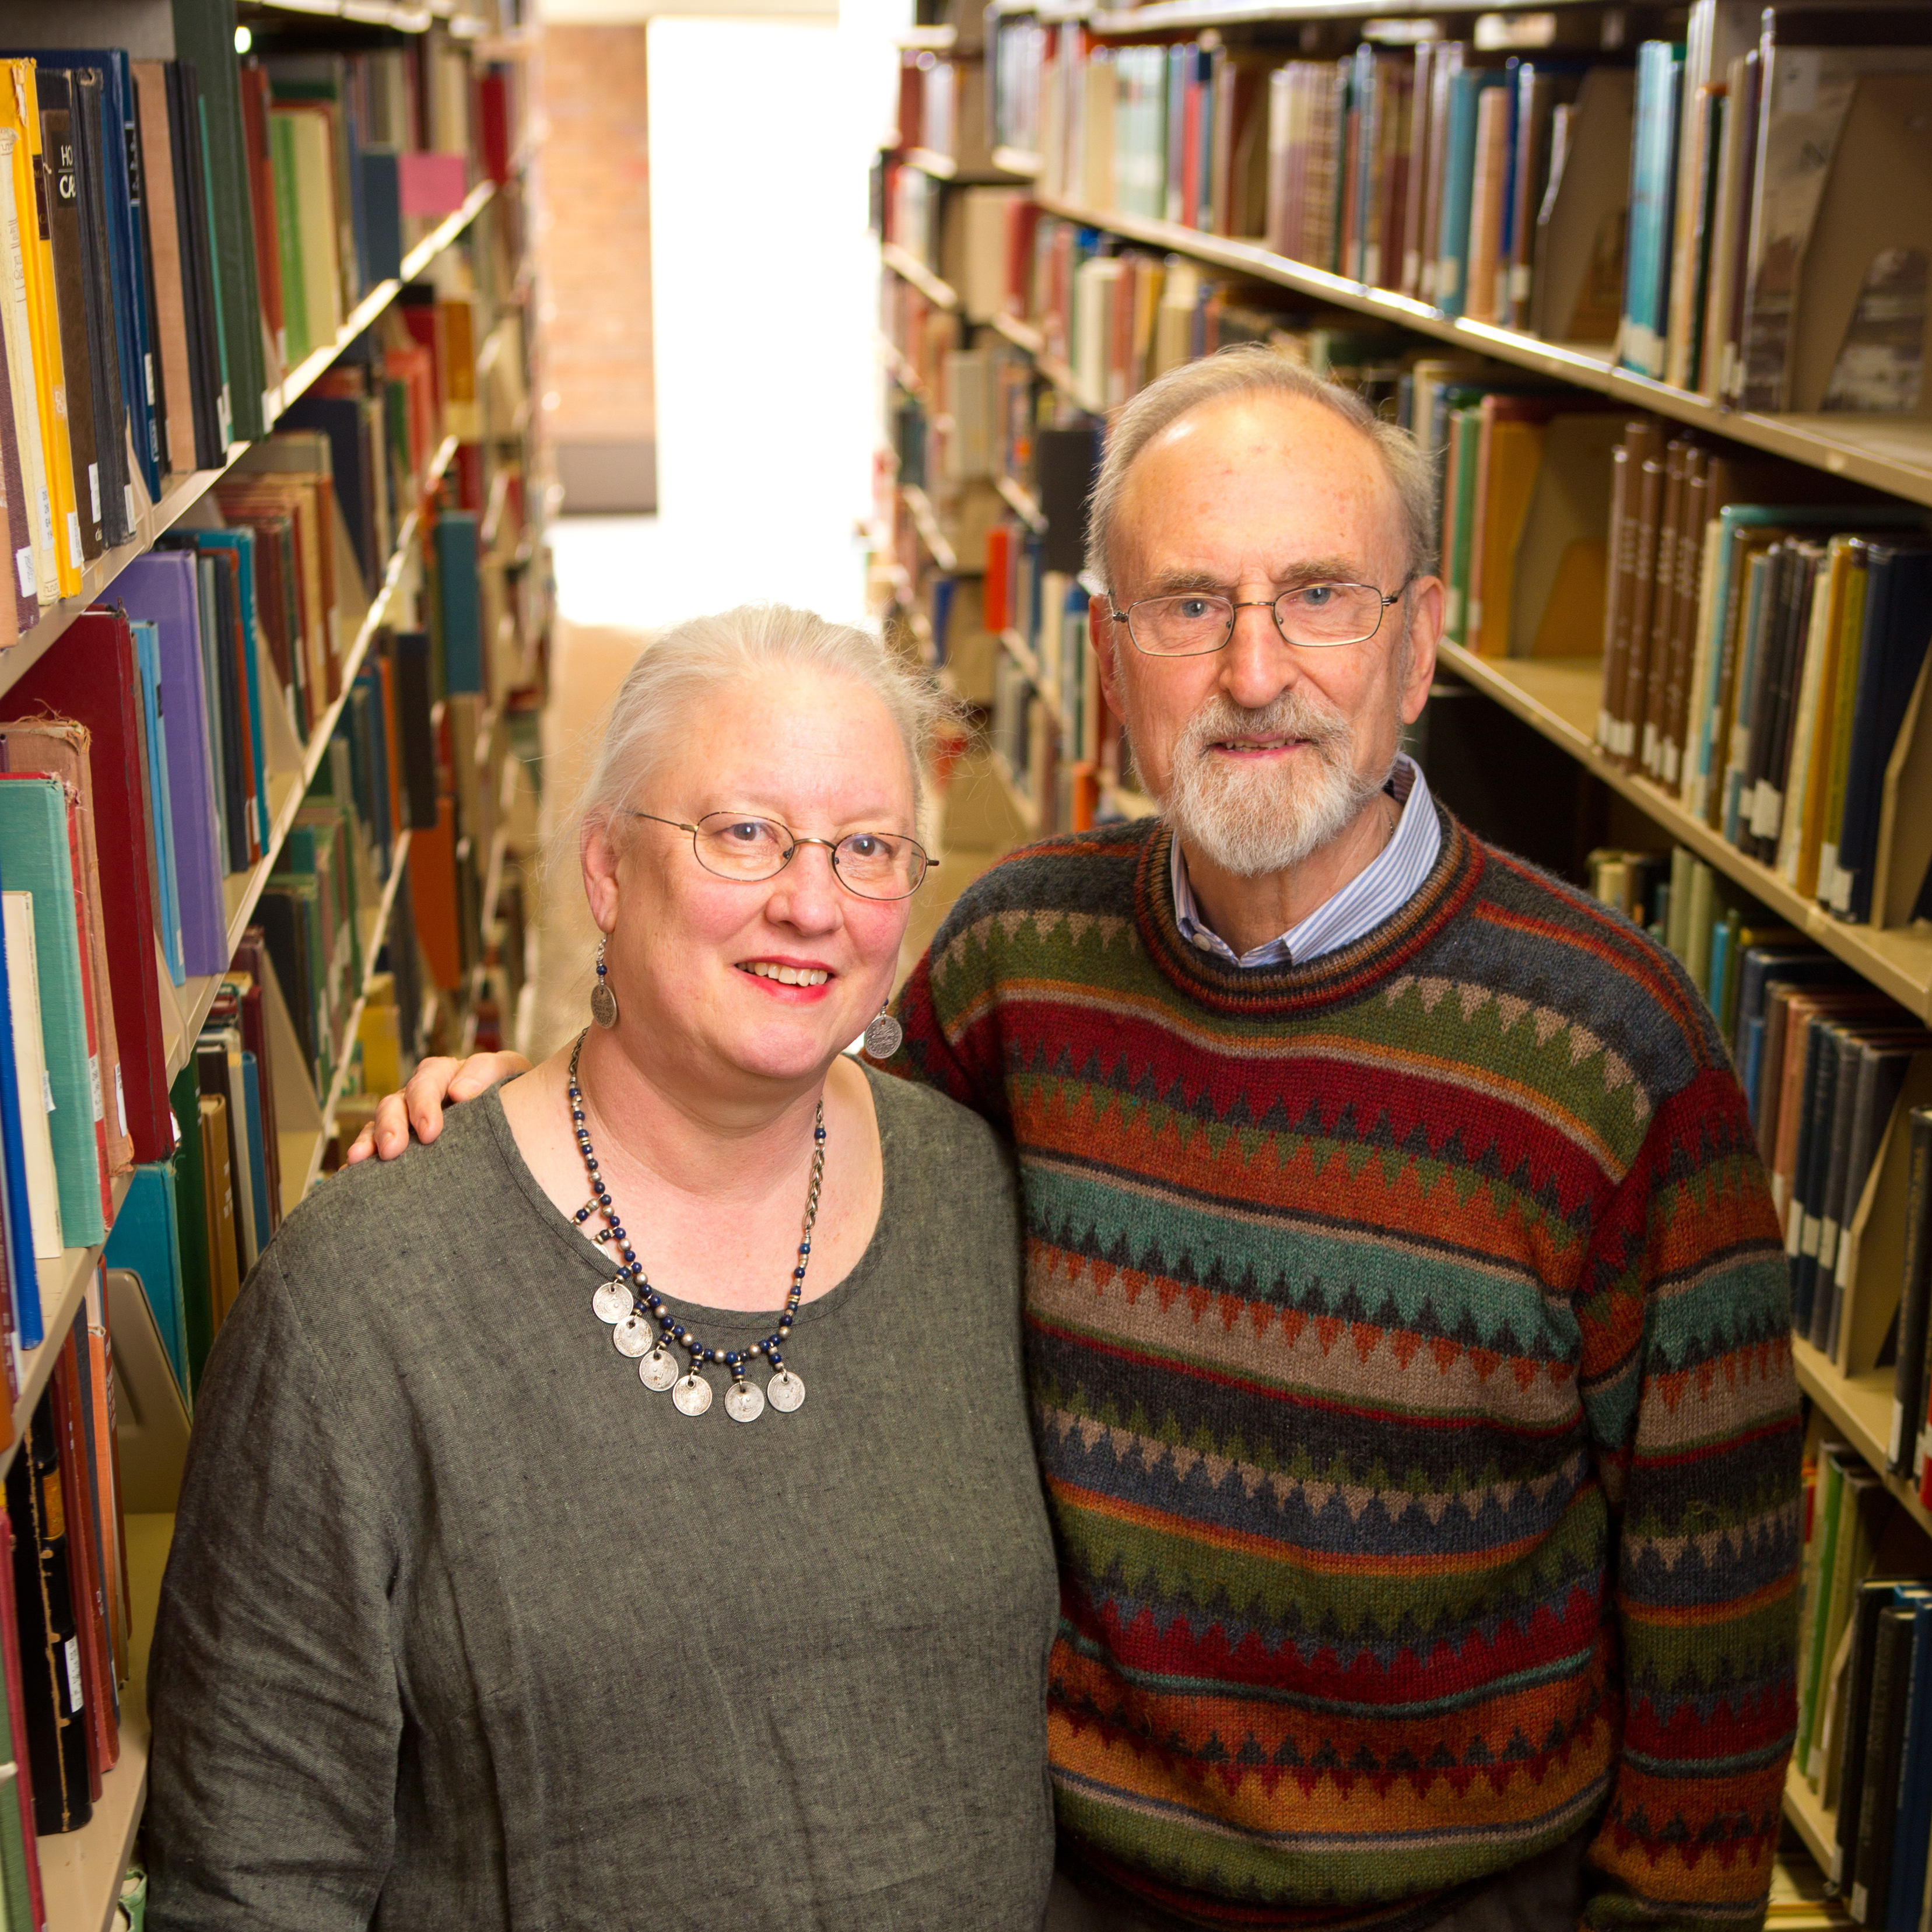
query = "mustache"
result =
(1175, 689, 1354, 759)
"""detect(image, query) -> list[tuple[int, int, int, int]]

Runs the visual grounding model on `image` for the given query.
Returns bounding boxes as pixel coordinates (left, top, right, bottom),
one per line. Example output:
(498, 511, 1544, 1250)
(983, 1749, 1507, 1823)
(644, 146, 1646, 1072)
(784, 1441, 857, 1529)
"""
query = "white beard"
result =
(1160, 686, 1394, 878)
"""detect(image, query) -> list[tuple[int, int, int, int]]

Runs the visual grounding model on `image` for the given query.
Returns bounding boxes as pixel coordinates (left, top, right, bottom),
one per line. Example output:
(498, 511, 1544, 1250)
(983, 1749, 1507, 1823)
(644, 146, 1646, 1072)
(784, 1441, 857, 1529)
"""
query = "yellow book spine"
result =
(0, 118, 57, 604)
(7, 62, 82, 597)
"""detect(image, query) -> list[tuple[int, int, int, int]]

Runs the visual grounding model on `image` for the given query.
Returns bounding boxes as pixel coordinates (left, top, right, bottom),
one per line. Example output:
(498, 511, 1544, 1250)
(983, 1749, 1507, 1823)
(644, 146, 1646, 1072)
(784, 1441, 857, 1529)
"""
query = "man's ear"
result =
(1091, 594, 1124, 717)
(1398, 577, 1442, 726)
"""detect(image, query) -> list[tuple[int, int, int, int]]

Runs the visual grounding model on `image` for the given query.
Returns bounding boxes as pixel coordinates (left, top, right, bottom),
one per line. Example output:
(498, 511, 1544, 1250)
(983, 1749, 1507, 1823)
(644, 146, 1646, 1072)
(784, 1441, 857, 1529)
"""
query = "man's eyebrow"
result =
(1136, 556, 1373, 597)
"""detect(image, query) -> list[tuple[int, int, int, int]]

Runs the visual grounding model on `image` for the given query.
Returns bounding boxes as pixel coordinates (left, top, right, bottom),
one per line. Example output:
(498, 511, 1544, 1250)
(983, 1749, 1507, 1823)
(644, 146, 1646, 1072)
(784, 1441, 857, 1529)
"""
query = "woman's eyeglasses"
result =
(627, 811, 935, 901)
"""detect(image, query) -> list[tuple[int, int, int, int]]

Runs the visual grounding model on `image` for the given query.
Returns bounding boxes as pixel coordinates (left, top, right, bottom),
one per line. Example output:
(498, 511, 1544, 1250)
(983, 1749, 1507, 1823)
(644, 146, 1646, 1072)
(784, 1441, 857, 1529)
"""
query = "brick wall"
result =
(539, 25, 657, 511)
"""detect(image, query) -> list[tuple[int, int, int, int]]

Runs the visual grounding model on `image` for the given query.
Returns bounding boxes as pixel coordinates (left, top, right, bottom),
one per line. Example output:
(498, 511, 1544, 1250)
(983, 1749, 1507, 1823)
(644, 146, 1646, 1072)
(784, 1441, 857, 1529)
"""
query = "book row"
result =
(1593, 416, 1932, 933)
(0, 26, 524, 647)
(0, 397, 538, 1382)
(980, 1, 1932, 413)
(1586, 844, 1932, 1508)
(1792, 1430, 1932, 1932)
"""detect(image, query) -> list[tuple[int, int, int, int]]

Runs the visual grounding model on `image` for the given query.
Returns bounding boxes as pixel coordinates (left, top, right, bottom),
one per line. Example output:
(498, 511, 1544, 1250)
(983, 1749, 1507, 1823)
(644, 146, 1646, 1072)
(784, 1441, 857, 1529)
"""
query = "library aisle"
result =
(6, 0, 1932, 1923)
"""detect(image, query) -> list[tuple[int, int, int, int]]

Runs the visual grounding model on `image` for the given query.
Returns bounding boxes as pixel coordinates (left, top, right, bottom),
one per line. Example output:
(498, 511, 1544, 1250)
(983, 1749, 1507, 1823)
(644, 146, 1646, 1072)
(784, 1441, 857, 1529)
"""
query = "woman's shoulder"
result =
(266, 1088, 523, 1292)
(862, 1059, 1015, 1202)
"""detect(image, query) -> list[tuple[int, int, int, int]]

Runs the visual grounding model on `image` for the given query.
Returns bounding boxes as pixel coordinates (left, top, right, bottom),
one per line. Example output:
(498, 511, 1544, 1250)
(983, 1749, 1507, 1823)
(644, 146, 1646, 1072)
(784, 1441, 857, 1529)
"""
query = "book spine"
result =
(1898, 1106, 1932, 1477)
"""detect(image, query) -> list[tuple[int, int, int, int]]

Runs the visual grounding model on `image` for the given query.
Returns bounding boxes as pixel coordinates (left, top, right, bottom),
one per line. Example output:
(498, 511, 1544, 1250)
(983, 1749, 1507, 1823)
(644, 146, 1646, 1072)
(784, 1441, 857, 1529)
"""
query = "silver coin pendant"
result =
(592, 1278, 632, 1324)
(672, 1373, 713, 1417)
(639, 1347, 679, 1392)
(768, 1369, 805, 1414)
(611, 1313, 653, 1359)
(590, 980, 618, 1029)
(724, 1381, 766, 1424)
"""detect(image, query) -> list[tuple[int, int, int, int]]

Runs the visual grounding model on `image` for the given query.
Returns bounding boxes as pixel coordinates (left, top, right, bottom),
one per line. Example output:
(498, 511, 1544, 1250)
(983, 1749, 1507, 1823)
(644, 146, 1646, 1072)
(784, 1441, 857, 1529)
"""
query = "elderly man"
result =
(362, 347, 1800, 1932)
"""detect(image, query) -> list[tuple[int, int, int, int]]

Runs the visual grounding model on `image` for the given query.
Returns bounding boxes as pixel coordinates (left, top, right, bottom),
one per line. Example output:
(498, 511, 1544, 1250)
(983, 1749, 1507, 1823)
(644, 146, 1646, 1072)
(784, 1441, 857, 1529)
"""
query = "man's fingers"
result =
(448, 1050, 528, 1100)
(344, 1124, 377, 1165)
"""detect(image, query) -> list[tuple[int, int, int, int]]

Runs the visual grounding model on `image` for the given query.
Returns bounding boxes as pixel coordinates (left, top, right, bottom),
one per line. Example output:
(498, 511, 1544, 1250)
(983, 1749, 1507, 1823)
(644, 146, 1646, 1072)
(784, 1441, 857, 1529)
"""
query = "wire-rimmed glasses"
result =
(627, 811, 935, 901)
(1113, 581, 1411, 657)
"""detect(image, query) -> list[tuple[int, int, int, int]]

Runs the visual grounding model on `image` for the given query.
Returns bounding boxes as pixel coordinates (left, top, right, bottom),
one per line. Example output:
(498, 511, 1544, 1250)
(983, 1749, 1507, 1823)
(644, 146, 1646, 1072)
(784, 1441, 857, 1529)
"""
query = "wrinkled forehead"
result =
(1116, 394, 1407, 580)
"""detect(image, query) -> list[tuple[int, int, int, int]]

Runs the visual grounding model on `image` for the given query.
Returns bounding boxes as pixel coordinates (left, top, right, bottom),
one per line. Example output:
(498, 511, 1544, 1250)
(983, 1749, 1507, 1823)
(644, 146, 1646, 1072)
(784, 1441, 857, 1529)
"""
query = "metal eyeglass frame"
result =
(1110, 579, 1414, 657)
(625, 810, 937, 901)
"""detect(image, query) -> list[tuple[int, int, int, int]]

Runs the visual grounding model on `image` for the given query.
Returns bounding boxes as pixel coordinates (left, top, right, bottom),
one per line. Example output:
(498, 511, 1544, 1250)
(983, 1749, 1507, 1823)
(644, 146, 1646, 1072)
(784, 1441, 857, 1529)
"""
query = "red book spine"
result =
(478, 68, 511, 184)
(0, 1519, 48, 1932)
(984, 526, 1011, 634)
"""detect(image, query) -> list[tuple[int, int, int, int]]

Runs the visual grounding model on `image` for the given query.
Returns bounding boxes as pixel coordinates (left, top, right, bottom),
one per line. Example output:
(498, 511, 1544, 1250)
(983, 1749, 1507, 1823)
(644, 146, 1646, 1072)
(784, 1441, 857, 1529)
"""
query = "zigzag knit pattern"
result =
(890, 809, 1800, 1932)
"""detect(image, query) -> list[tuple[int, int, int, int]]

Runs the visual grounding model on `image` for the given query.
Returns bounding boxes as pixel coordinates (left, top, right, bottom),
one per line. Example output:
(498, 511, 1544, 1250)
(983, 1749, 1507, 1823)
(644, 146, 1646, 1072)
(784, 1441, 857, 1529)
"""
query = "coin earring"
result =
(863, 1001, 902, 1059)
(590, 936, 619, 1029)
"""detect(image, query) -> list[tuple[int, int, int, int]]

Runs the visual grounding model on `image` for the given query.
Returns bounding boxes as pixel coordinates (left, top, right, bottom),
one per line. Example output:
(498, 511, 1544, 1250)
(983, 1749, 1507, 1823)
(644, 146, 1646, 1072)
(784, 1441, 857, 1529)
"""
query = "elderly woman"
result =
(145, 606, 1059, 1932)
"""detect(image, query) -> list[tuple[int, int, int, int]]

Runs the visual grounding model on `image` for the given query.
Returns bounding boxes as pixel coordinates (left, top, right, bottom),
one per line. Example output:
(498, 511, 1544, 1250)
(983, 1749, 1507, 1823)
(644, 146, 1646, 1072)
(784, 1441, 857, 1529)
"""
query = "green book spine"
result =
(0, 780, 104, 1247)
(269, 111, 310, 364)
(1798, 1447, 1847, 1770)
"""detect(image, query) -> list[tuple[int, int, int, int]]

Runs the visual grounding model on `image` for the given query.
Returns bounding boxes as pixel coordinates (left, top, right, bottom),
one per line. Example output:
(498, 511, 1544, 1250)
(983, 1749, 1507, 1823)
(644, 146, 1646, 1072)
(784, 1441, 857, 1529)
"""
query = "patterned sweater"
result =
(890, 809, 1800, 1932)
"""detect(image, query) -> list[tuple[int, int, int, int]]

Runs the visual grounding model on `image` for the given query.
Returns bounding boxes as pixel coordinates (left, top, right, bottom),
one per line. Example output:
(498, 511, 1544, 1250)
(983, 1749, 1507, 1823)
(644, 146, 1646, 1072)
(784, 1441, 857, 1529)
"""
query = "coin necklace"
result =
(570, 1031, 819, 1422)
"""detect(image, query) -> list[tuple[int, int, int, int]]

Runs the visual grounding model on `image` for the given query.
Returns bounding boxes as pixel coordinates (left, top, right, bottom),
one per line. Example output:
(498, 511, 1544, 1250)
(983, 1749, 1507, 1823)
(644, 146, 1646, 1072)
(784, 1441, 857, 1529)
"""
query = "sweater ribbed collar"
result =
(1130, 801, 1485, 1019)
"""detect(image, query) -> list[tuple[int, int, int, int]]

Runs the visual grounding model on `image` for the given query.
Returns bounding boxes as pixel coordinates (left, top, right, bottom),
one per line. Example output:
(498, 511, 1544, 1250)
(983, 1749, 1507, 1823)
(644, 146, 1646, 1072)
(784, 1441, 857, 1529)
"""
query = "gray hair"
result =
(577, 604, 953, 839)
(1084, 345, 1436, 595)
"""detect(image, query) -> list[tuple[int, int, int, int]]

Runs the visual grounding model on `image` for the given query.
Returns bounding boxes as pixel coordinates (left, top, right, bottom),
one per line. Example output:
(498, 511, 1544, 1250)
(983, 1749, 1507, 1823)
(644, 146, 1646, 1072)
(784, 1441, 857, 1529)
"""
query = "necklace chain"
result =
(567, 1030, 825, 1421)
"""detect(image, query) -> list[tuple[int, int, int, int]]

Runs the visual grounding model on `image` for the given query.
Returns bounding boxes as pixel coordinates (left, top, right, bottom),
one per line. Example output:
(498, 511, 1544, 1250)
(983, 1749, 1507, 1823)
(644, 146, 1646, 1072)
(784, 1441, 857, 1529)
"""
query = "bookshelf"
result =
(882, 243, 960, 312)
(0, 13, 547, 1923)
(880, 0, 1932, 1897)
(1024, 189, 1932, 510)
(0, 187, 496, 698)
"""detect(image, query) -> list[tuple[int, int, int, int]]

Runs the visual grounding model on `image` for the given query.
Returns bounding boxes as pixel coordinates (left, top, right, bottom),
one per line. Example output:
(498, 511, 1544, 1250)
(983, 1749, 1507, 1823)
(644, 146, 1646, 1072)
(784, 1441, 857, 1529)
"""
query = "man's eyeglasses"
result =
(1112, 581, 1411, 657)
(627, 811, 935, 901)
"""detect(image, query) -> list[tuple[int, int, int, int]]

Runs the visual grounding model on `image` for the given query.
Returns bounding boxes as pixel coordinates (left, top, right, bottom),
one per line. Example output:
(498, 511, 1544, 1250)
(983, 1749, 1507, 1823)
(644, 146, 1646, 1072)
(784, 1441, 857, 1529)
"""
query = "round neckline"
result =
(1132, 802, 1484, 1015)
(478, 1068, 897, 1335)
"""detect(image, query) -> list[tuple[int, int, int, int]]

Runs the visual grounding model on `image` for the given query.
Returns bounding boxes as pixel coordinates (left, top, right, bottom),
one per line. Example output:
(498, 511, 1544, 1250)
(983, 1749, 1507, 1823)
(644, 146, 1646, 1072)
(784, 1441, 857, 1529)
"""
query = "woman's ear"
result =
(581, 818, 623, 934)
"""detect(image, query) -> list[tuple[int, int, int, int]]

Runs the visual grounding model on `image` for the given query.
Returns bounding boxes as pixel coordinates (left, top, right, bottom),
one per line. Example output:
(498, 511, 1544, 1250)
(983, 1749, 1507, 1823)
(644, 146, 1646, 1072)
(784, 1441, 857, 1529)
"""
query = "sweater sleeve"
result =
(1575, 1068, 1803, 1932)
(145, 1250, 405, 1932)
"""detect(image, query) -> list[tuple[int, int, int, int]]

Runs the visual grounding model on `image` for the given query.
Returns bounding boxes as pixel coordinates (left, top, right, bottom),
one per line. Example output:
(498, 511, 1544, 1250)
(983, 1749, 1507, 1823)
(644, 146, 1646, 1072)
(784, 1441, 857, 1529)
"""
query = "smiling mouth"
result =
(1211, 737, 1305, 752)
(737, 962, 832, 987)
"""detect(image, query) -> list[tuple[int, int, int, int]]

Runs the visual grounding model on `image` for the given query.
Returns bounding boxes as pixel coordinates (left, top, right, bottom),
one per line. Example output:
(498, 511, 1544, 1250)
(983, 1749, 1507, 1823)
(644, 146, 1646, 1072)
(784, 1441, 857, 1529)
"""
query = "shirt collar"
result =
(1169, 755, 1442, 970)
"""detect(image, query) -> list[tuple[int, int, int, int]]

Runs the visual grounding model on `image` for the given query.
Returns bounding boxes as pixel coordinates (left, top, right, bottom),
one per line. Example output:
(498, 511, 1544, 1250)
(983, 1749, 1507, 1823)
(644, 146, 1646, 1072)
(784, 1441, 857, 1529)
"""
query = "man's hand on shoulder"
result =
(343, 1051, 533, 1164)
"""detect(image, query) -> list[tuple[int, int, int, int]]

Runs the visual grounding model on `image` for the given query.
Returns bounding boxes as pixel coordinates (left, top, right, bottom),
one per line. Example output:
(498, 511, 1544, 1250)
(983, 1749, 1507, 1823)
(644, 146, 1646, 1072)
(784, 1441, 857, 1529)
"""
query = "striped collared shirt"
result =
(1169, 755, 1442, 969)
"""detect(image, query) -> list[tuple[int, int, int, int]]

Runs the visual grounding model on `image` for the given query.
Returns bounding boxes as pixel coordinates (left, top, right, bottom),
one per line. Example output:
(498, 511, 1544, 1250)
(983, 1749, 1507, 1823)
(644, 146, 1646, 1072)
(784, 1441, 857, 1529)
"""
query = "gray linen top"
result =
(145, 1067, 1058, 1931)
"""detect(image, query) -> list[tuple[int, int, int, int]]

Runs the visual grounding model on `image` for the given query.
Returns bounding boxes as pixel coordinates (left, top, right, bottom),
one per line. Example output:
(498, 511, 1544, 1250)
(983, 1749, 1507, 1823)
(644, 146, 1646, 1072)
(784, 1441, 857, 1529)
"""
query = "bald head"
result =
(1085, 345, 1433, 597)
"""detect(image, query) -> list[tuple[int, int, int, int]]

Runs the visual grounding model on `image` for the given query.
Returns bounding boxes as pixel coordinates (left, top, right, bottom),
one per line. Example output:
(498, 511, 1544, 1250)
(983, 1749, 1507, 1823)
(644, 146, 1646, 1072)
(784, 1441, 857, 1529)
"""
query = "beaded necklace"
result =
(569, 1030, 823, 1422)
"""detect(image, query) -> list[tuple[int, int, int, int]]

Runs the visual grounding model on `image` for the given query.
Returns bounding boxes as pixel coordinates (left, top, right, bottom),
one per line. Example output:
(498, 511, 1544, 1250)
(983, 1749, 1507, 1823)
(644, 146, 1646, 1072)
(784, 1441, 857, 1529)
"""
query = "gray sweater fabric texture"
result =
(145, 1067, 1058, 1931)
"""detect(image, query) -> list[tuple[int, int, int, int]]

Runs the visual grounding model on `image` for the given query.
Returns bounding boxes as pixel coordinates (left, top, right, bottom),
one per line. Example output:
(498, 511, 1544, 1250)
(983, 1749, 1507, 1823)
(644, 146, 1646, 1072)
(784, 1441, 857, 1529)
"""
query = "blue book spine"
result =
(102, 1165, 188, 1398)
(1195, 49, 1215, 233)
(1620, 44, 1656, 372)
(435, 516, 485, 696)
(133, 621, 186, 987)
(1885, 1599, 1932, 1932)
(1352, 45, 1376, 283)
(1164, 46, 1188, 224)
(197, 531, 270, 853)
(1706, 920, 1732, 1025)
(0, 850, 45, 1348)
(1436, 74, 1493, 320)
(1742, 1015, 1766, 1121)
(359, 150, 403, 284)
